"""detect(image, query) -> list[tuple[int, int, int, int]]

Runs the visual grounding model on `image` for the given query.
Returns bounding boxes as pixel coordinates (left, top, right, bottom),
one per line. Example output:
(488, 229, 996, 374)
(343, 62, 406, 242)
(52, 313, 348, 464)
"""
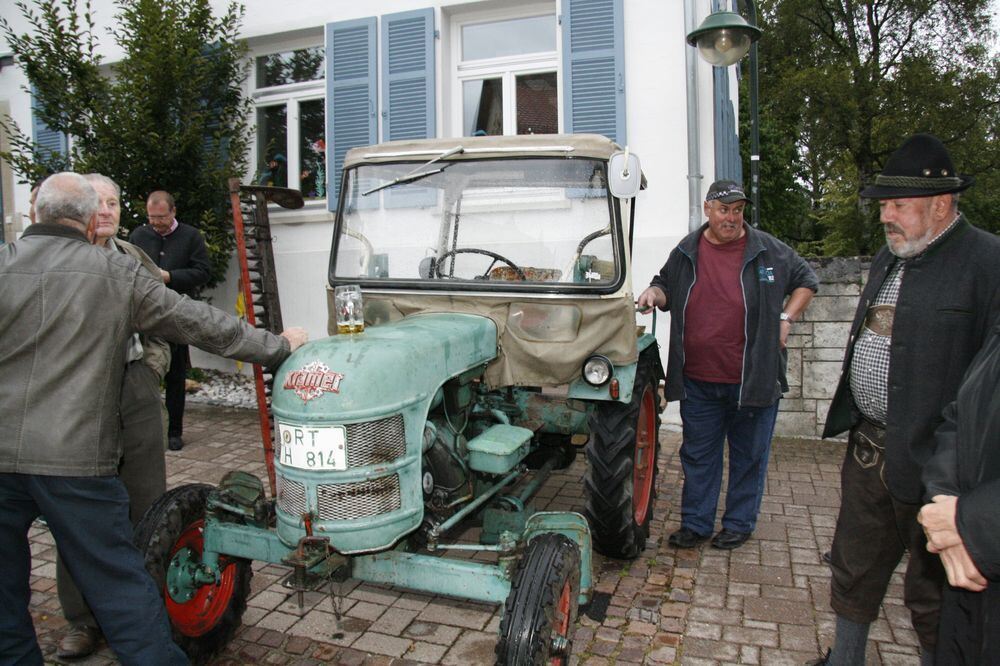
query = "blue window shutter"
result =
(31, 88, 67, 162)
(561, 0, 625, 144)
(381, 8, 435, 142)
(326, 17, 377, 210)
(710, 0, 741, 182)
(381, 8, 436, 209)
(712, 70, 741, 182)
(200, 44, 230, 169)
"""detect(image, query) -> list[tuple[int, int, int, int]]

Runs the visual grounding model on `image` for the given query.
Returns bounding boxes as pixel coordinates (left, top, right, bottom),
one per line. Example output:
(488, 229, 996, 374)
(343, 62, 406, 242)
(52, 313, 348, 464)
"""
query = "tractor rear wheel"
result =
(583, 348, 662, 559)
(134, 483, 251, 664)
(495, 533, 580, 666)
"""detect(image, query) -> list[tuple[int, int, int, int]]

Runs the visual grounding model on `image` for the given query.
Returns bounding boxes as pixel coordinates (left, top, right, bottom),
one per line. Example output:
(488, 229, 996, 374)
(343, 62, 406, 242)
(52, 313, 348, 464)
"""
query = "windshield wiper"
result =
(362, 166, 446, 196)
(362, 145, 464, 196)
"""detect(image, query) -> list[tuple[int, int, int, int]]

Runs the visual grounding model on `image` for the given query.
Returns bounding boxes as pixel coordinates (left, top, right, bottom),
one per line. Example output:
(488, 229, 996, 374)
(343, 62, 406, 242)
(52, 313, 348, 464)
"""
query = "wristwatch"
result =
(780, 312, 794, 323)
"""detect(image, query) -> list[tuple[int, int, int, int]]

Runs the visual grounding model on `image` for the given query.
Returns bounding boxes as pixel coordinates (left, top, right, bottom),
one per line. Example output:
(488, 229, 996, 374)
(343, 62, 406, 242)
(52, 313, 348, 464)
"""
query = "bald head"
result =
(35, 173, 100, 231)
(146, 190, 177, 234)
(146, 190, 175, 210)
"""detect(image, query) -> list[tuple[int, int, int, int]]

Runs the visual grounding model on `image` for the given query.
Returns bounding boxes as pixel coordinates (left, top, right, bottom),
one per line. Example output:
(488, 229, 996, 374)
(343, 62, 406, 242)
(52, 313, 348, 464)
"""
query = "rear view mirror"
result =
(608, 150, 641, 199)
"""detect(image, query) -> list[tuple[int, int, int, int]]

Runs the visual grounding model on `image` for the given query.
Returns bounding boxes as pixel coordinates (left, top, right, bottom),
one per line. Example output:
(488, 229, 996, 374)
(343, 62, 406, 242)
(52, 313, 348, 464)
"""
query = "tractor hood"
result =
(272, 313, 498, 421)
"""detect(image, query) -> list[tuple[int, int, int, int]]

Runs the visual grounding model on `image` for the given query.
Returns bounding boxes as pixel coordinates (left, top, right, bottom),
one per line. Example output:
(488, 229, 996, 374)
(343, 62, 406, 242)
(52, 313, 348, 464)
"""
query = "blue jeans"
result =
(678, 376, 780, 535)
(0, 473, 188, 666)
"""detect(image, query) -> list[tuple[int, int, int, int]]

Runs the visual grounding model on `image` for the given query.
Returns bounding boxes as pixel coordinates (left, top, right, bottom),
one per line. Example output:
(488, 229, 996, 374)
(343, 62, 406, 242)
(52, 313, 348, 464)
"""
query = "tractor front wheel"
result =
(495, 533, 580, 666)
(134, 483, 251, 664)
(584, 348, 662, 559)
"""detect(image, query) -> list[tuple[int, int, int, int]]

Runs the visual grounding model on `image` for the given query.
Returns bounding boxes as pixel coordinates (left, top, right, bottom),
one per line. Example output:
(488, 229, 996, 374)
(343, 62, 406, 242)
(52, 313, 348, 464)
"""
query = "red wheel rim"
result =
(550, 579, 573, 666)
(632, 386, 656, 524)
(165, 519, 238, 637)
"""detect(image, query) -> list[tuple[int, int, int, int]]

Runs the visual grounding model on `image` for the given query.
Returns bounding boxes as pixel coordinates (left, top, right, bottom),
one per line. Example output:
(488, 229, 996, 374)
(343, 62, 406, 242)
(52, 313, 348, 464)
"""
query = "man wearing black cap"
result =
(638, 179, 818, 551)
(816, 134, 1000, 665)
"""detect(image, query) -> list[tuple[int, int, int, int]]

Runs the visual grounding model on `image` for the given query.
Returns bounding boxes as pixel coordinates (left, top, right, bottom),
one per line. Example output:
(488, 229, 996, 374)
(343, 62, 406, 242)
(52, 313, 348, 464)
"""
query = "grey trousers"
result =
(56, 361, 167, 629)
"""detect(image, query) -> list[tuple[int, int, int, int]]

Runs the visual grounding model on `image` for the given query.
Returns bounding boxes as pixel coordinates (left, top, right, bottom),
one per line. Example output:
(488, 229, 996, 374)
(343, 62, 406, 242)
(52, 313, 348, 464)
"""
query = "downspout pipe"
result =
(744, 0, 761, 229)
(684, 0, 703, 232)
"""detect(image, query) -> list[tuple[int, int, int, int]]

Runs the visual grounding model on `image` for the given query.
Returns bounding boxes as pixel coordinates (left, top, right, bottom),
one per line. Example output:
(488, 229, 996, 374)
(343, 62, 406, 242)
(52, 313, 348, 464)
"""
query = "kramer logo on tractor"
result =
(135, 135, 662, 665)
(283, 360, 344, 401)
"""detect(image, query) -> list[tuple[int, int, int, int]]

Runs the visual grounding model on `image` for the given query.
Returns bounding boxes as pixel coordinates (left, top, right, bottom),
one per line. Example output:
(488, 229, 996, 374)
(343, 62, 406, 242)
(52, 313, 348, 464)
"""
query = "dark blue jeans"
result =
(0, 473, 188, 666)
(678, 376, 780, 536)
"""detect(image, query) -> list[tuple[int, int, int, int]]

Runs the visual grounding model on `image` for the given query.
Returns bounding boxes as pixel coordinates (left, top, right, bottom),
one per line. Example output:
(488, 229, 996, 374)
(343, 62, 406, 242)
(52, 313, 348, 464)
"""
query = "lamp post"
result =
(686, 3, 762, 228)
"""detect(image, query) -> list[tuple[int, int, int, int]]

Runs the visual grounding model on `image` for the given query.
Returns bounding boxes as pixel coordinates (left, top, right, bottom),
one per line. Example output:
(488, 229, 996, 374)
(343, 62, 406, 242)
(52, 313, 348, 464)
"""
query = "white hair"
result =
(35, 172, 99, 227)
(83, 173, 121, 199)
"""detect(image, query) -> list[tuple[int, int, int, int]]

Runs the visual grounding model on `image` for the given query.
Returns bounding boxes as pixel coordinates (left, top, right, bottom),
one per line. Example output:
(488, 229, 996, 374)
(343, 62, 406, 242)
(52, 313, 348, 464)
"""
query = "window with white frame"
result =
(253, 45, 327, 200)
(452, 6, 559, 137)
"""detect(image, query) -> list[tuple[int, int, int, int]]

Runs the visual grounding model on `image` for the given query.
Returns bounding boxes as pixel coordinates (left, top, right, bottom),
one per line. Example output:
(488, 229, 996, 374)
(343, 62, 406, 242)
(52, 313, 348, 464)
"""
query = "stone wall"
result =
(778, 257, 869, 438)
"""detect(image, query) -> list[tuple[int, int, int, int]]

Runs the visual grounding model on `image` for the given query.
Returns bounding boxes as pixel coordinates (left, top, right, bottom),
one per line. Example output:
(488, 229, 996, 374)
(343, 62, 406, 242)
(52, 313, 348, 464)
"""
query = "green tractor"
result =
(136, 134, 664, 664)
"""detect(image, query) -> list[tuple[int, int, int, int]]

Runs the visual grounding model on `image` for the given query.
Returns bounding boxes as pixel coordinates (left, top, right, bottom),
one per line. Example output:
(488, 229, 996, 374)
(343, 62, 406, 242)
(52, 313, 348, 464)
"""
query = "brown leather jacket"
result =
(0, 223, 290, 476)
(114, 238, 171, 379)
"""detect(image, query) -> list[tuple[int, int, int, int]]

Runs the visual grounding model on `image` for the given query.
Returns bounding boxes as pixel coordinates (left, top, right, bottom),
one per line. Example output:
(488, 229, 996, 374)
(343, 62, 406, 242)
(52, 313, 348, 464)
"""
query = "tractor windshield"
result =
(330, 158, 622, 292)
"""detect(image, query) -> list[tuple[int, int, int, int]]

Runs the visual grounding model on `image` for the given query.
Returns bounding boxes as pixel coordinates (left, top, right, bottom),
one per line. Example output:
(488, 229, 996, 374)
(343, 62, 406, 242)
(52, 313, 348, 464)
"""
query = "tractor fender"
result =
(522, 511, 593, 605)
(565, 333, 661, 404)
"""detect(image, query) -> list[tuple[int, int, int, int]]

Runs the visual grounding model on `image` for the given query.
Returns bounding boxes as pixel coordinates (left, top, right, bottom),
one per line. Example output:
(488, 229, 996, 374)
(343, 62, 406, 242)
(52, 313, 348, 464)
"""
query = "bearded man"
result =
(816, 134, 1000, 665)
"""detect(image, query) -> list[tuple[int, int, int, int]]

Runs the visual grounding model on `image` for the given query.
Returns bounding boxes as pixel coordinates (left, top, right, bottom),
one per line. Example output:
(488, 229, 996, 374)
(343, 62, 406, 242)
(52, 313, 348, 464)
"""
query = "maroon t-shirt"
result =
(683, 233, 747, 383)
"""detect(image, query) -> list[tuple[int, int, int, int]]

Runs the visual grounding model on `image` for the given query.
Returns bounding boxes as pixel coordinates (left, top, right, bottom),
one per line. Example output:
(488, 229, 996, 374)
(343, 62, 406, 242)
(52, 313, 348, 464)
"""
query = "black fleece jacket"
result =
(923, 321, 1000, 581)
(649, 222, 818, 408)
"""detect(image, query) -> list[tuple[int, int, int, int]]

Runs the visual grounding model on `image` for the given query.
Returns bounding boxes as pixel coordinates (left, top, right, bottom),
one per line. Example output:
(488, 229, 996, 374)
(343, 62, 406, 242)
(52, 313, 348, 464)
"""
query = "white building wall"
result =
(0, 0, 727, 379)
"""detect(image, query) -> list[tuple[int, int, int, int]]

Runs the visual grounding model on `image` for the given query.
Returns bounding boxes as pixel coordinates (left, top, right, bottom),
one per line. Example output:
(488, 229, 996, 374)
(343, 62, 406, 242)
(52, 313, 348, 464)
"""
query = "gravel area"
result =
(186, 368, 259, 409)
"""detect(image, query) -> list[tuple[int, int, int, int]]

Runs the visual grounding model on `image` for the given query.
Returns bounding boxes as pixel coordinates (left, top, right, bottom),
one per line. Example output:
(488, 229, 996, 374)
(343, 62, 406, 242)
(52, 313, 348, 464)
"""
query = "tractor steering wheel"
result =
(434, 248, 527, 281)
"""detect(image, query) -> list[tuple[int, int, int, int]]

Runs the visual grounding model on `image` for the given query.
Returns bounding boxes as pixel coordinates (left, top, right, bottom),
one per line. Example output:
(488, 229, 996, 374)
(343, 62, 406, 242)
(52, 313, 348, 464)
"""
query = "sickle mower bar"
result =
(227, 178, 303, 497)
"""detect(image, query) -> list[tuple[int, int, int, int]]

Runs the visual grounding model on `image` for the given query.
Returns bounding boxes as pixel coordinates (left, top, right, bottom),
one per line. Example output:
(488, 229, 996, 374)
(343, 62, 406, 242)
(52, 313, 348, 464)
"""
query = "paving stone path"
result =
(28, 403, 921, 665)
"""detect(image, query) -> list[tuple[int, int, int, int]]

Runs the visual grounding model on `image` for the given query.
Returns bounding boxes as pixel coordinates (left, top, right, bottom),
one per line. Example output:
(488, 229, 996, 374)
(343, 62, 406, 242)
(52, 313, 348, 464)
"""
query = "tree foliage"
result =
(746, 0, 1000, 256)
(1, 0, 250, 286)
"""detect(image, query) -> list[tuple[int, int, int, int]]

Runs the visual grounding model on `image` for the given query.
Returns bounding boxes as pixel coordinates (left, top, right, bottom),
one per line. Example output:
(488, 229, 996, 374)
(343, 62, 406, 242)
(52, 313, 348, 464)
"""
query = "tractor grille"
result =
(316, 474, 402, 520)
(346, 415, 406, 467)
(273, 415, 406, 469)
(276, 474, 307, 517)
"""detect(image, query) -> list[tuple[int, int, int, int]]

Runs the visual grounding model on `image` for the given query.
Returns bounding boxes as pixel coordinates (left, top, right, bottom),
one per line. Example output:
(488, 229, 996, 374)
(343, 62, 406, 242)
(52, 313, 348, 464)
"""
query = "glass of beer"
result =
(334, 284, 364, 334)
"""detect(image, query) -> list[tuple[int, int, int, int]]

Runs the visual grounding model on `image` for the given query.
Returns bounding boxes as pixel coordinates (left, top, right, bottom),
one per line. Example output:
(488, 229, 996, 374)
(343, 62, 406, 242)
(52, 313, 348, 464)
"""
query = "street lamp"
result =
(686, 4, 762, 228)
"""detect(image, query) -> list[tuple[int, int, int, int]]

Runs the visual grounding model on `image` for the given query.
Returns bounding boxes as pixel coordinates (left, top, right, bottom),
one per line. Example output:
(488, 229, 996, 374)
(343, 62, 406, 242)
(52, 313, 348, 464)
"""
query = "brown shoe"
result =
(57, 624, 102, 660)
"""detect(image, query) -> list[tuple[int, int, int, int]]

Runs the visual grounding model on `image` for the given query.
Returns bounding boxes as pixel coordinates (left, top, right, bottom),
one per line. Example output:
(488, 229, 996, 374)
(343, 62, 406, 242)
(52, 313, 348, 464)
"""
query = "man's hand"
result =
(919, 495, 988, 592)
(160, 269, 171, 284)
(919, 495, 962, 552)
(779, 319, 792, 349)
(636, 286, 667, 313)
(938, 542, 988, 592)
(281, 327, 309, 351)
(85, 214, 97, 243)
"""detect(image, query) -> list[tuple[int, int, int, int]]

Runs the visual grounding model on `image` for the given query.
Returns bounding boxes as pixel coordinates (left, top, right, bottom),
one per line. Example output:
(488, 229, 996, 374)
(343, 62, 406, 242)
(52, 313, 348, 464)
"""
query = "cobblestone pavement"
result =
(28, 403, 921, 665)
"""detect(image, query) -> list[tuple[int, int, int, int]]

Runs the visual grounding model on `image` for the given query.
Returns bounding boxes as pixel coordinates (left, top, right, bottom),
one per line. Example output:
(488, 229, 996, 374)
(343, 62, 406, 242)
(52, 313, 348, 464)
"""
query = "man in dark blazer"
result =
(815, 134, 1000, 665)
(130, 190, 211, 451)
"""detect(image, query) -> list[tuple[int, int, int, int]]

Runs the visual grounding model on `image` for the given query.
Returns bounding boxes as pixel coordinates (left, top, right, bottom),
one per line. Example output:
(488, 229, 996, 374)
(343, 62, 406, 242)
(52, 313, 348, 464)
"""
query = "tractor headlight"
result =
(582, 355, 613, 386)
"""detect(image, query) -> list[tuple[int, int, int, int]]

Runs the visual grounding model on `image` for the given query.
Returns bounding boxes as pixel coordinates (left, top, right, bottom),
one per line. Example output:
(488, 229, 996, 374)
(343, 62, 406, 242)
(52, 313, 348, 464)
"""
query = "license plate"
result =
(276, 422, 347, 471)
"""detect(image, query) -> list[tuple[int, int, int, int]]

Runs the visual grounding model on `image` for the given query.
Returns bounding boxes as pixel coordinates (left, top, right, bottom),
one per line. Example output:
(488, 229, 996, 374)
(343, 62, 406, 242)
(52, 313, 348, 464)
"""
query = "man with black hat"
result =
(638, 179, 818, 551)
(816, 134, 1000, 665)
